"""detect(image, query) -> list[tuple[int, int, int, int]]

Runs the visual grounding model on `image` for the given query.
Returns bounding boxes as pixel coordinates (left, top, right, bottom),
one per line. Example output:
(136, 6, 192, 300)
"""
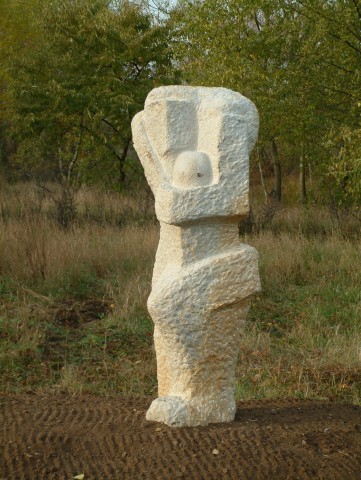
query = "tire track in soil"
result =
(1, 395, 361, 479)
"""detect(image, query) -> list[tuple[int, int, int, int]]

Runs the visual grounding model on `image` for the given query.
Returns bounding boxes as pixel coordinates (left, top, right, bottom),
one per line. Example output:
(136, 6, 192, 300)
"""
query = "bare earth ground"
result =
(1, 395, 361, 480)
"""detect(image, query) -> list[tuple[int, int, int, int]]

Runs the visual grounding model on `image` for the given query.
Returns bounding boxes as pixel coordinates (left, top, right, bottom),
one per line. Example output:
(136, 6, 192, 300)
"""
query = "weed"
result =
(0, 181, 360, 404)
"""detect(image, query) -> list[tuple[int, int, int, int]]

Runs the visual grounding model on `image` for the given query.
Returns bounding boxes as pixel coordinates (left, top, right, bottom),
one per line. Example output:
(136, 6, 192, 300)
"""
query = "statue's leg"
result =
(147, 283, 250, 426)
(153, 325, 171, 397)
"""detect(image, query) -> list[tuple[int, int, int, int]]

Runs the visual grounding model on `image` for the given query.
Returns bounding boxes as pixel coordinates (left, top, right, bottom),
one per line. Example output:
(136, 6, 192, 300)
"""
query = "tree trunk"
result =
(119, 139, 130, 185)
(56, 180, 76, 229)
(271, 140, 282, 202)
(55, 116, 84, 229)
(258, 161, 268, 202)
(299, 140, 307, 203)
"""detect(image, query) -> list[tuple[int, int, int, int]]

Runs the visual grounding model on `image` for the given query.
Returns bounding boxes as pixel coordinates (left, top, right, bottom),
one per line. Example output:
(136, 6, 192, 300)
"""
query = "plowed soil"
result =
(1, 395, 361, 480)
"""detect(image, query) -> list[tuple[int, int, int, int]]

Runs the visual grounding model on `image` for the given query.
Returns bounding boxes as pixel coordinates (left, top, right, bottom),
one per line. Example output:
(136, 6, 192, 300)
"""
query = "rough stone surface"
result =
(131, 86, 261, 427)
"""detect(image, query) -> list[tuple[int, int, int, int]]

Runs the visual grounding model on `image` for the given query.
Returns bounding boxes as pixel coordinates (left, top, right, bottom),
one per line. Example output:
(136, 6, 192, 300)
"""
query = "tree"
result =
(0, 0, 42, 176)
(170, 0, 361, 205)
(9, 0, 174, 189)
(288, 0, 361, 206)
(171, 0, 305, 201)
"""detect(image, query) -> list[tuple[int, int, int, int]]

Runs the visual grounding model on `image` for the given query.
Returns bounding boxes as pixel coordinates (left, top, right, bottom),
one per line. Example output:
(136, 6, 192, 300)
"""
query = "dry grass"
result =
(0, 184, 158, 395)
(0, 180, 360, 403)
(0, 218, 157, 287)
(238, 232, 361, 403)
(0, 181, 155, 227)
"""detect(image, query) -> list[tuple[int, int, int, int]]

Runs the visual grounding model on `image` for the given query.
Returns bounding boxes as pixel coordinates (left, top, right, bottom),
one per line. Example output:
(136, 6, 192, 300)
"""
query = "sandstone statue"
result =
(131, 86, 261, 427)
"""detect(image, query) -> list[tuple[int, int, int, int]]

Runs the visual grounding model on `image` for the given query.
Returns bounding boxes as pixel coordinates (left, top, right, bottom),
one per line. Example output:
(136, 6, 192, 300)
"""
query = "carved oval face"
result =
(172, 151, 213, 189)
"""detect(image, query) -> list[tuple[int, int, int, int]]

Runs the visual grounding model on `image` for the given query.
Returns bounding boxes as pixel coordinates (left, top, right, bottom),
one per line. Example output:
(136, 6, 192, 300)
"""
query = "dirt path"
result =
(1, 395, 361, 479)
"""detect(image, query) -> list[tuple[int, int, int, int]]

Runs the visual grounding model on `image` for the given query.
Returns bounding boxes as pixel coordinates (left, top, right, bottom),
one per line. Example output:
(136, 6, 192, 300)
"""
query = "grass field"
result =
(0, 180, 360, 404)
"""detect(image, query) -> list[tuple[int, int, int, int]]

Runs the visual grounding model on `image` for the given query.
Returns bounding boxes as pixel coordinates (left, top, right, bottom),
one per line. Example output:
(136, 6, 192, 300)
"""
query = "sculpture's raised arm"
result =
(132, 86, 259, 225)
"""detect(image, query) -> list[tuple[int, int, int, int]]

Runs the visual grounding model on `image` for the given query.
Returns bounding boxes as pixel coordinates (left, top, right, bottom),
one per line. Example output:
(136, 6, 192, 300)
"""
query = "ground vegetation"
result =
(0, 179, 360, 404)
(0, 0, 360, 407)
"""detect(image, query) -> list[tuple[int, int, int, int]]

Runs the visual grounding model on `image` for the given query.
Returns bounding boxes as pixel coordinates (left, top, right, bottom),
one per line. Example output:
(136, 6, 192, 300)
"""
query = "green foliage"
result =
(0, 0, 42, 176)
(171, 0, 361, 204)
(1, 0, 360, 206)
(293, 0, 361, 205)
(325, 126, 361, 208)
(5, 0, 175, 187)
(171, 1, 317, 144)
(2, 0, 360, 205)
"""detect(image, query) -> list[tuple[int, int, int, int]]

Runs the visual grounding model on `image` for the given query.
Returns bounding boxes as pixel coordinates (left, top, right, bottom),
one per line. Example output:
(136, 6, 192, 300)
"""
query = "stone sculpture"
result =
(131, 86, 261, 427)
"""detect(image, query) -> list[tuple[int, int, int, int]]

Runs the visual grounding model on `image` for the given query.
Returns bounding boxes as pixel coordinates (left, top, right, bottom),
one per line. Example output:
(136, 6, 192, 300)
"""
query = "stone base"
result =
(146, 395, 236, 427)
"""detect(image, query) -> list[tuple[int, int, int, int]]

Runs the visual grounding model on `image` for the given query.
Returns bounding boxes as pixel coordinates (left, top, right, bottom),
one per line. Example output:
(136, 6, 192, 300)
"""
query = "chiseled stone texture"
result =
(131, 86, 261, 427)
